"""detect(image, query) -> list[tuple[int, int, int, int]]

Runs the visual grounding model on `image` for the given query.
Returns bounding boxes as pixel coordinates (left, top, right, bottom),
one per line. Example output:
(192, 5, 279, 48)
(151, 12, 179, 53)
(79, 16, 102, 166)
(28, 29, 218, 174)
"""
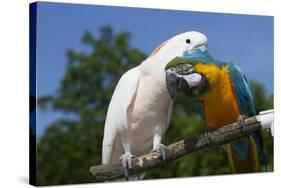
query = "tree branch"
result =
(90, 115, 264, 181)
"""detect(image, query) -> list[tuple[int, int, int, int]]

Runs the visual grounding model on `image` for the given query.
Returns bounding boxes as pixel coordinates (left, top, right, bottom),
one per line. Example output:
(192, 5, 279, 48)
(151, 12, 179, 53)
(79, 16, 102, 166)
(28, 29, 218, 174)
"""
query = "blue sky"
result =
(36, 2, 273, 137)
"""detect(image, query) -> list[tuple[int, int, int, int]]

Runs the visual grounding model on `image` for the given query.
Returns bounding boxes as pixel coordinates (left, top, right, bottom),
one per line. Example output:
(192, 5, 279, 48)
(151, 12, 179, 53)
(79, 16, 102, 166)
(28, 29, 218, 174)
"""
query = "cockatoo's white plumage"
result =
(102, 31, 208, 180)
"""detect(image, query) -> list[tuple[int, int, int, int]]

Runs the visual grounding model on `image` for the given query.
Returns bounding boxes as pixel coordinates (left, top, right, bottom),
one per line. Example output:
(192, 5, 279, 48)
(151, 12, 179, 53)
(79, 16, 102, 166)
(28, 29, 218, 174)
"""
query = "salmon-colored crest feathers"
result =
(148, 41, 167, 58)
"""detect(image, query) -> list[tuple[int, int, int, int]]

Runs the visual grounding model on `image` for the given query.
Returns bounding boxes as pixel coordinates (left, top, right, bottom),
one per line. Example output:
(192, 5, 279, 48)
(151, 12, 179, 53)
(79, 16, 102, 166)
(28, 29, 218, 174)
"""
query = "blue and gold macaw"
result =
(165, 49, 266, 173)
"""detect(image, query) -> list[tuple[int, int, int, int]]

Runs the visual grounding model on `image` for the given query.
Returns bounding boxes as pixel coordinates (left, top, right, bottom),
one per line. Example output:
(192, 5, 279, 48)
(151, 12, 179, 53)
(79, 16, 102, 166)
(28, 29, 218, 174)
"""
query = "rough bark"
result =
(90, 116, 261, 181)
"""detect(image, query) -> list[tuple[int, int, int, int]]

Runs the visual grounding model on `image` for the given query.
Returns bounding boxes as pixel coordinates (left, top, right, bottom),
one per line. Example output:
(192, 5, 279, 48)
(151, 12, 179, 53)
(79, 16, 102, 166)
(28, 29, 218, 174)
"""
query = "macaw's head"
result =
(165, 42, 216, 100)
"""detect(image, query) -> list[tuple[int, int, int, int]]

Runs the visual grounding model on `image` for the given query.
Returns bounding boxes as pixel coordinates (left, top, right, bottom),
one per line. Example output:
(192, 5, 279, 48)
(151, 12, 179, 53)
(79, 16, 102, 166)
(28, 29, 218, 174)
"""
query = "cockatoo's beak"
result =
(191, 44, 207, 53)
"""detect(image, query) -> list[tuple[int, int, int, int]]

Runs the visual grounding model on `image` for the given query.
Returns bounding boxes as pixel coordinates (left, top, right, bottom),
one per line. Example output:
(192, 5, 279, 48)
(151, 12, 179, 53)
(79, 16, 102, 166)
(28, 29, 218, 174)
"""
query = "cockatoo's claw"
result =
(153, 143, 167, 161)
(119, 152, 135, 177)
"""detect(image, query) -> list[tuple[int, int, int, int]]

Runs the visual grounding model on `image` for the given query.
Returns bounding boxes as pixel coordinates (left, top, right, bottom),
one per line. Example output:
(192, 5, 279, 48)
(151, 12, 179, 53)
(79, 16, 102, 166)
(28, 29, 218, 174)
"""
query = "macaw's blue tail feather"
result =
(231, 137, 250, 161)
(253, 131, 268, 168)
(226, 134, 266, 173)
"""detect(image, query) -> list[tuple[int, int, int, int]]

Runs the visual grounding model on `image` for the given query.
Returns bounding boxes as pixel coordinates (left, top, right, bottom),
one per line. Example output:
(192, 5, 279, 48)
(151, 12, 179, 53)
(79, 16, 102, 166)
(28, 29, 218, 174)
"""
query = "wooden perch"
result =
(90, 114, 270, 181)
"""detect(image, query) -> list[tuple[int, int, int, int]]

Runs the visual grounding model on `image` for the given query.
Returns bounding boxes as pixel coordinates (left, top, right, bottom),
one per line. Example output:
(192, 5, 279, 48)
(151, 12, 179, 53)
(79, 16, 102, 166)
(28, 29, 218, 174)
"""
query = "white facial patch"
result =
(181, 73, 202, 88)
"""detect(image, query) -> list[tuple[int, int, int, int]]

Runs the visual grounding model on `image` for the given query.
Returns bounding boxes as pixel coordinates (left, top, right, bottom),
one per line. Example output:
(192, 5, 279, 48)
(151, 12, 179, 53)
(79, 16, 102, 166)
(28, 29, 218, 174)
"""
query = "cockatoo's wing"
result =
(102, 66, 140, 164)
(166, 100, 174, 127)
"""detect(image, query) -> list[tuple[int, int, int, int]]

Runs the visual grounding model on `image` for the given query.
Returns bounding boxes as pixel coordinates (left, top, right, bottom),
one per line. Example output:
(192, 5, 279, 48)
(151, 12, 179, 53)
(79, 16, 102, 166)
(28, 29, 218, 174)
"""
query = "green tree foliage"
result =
(37, 26, 273, 185)
(37, 25, 146, 185)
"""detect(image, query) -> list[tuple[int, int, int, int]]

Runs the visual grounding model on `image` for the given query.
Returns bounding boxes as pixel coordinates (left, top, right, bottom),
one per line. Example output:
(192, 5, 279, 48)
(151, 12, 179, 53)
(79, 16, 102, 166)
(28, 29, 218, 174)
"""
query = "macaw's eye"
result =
(186, 39, 191, 44)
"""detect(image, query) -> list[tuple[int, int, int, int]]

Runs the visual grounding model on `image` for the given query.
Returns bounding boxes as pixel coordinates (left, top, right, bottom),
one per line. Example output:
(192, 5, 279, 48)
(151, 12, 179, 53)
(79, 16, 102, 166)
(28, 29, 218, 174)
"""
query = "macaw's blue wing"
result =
(227, 62, 256, 116)
(192, 100, 205, 120)
(227, 62, 267, 169)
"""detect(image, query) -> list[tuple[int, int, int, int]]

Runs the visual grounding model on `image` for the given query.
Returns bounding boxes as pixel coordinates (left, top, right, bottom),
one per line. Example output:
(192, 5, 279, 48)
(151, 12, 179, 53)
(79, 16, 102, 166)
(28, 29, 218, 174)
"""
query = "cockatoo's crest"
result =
(149, 41, 168, 58)
(147, 31, 208, 62)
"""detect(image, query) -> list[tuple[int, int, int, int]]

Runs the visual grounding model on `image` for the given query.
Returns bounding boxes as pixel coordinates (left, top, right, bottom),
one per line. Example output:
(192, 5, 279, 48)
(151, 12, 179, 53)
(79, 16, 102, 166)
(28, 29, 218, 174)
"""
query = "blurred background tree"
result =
(37, 26, 273, 185)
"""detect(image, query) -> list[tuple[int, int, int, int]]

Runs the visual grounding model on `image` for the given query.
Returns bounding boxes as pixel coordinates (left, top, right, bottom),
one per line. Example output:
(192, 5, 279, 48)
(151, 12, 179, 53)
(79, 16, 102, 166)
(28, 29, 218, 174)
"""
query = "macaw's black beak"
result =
(166, 64, 206, 100)
(166, 70, 180, 100)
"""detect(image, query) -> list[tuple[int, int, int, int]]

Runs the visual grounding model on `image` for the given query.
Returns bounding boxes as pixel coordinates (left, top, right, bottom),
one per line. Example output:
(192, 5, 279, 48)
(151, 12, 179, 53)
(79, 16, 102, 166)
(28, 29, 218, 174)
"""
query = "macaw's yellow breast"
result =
(194, 63, 240, 128)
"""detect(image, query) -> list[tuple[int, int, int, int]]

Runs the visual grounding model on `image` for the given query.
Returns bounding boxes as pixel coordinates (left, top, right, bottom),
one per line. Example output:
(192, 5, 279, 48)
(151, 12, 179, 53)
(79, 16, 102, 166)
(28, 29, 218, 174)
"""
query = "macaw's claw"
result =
(153, 143, 167, 161)
(119, 152, 135, 177)
(237, 114, 249, 136)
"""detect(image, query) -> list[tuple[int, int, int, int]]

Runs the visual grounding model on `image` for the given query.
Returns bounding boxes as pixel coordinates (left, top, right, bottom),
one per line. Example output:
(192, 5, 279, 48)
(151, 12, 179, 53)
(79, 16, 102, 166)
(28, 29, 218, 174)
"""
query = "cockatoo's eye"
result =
(186, 39, 191, 44)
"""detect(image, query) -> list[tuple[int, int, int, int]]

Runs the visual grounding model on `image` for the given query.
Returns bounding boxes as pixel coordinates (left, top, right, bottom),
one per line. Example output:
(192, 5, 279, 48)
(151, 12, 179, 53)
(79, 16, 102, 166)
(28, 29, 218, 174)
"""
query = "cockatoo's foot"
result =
(119, 152, 135, 178)
(152, 143, 167, 161)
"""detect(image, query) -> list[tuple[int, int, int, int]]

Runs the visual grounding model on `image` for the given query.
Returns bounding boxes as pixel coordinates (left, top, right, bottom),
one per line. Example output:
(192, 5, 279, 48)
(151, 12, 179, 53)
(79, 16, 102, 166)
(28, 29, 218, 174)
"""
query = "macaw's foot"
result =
(237, 114, 249, 136)
(203, 127, 216, 146)
(119, 152, 135, 178)
(152, 143, 167, 161)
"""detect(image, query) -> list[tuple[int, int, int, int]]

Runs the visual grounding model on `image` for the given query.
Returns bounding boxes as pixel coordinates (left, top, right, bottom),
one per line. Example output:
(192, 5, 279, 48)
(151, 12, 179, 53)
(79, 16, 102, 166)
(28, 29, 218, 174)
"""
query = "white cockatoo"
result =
(102, 31, 208, 180)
